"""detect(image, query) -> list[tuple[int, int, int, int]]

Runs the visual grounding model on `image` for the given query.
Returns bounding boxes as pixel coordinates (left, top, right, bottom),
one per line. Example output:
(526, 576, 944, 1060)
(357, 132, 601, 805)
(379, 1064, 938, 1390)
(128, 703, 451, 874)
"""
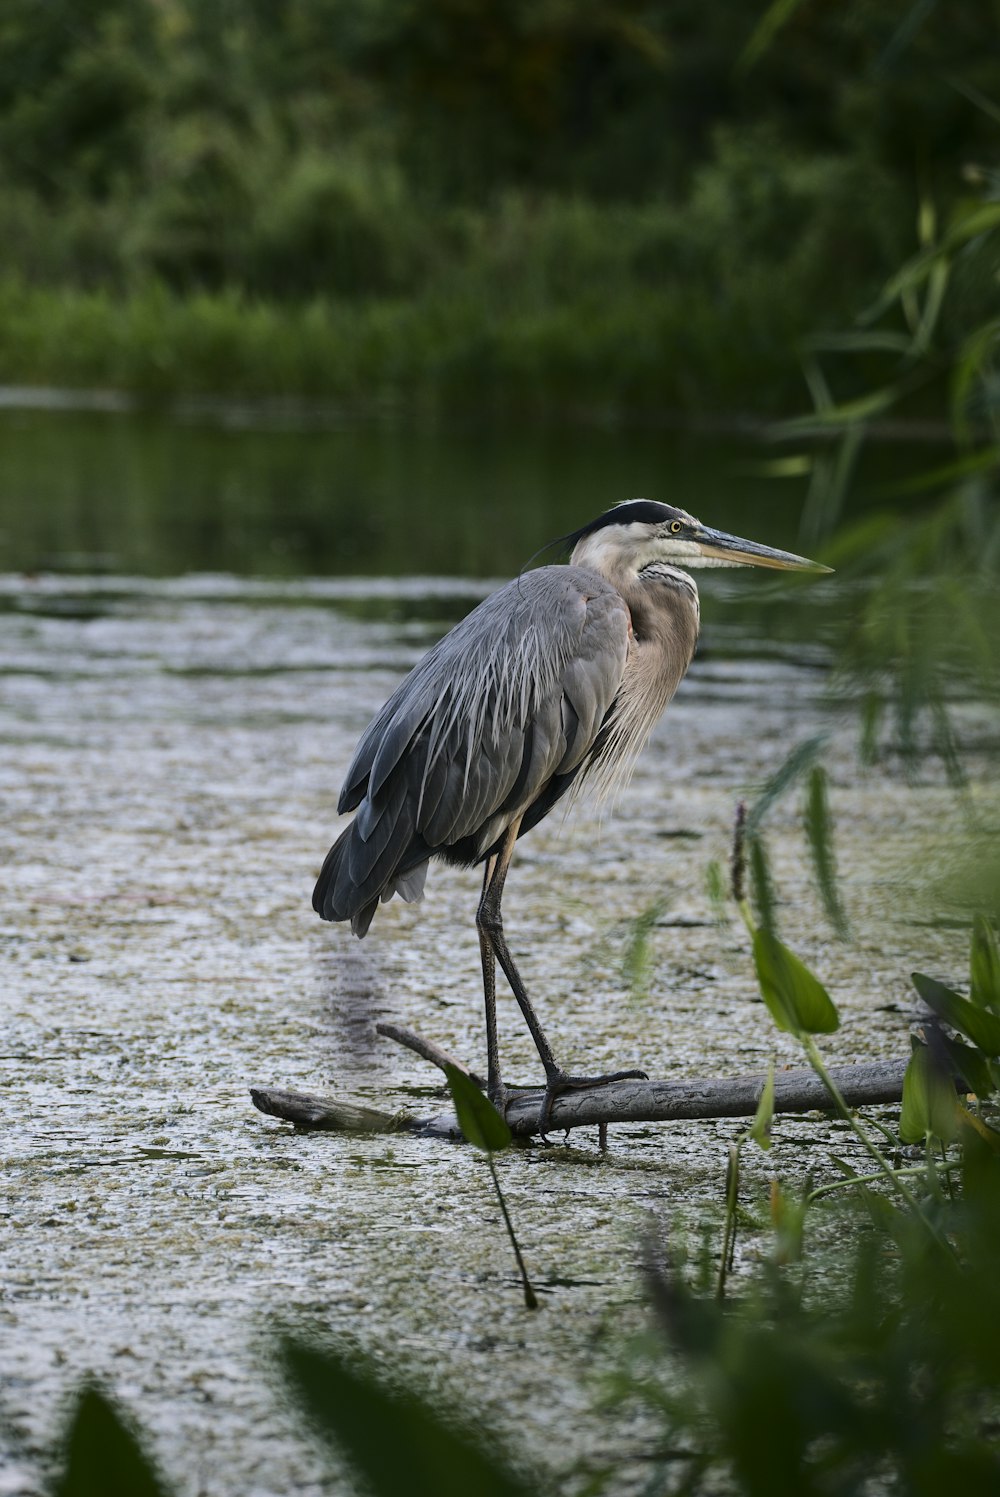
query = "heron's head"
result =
(567, 499, 831, 577)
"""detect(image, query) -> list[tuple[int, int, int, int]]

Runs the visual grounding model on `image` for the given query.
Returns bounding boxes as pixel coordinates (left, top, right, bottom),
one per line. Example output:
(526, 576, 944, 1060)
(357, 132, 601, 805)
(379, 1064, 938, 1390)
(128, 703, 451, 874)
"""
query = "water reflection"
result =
(0, 405, 861, 675)
(0, 407, 819, 579)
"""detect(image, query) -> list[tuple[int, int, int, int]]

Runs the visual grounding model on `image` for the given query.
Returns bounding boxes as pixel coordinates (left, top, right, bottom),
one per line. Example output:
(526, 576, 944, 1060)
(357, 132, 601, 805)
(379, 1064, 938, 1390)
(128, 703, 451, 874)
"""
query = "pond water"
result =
(0, 403, 894, 581)
(0, 407, 972, 1494)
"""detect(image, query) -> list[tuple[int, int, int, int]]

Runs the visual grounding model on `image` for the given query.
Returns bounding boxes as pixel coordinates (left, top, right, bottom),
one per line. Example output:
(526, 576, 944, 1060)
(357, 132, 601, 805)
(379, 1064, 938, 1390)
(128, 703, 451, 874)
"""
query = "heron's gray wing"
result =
(344, 565, 628, 845)
(315, 566, 629, 928)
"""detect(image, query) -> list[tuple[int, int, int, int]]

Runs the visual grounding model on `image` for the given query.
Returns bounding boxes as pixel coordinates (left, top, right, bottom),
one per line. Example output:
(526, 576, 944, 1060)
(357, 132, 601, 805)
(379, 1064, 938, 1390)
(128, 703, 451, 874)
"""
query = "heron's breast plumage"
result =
(575, 564, 700, 808)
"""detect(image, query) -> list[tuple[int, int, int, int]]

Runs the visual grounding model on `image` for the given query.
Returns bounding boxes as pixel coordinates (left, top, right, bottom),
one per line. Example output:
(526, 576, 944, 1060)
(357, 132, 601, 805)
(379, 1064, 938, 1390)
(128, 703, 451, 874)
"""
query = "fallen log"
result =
(250, 1052, 927, 1141)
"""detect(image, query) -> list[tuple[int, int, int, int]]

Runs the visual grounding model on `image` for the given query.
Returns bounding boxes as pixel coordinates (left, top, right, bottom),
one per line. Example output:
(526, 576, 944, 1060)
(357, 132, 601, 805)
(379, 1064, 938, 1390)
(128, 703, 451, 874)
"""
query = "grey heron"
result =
(314, 499, 829, 1128)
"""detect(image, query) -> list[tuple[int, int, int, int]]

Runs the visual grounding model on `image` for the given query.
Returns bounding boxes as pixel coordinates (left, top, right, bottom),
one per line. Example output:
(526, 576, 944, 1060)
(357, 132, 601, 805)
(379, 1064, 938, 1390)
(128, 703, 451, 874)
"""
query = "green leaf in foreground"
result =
(283, 1339, 531, 1497)
(444, 1065, 536, 1309)
(912, 973, 1000, 1057)
(749, 835, 778, 935)
(899, 1041, 959, 1145)
(738, 0, 808, 73)
(941, 1034, 996, 1100)
(749, 1059, 776, 1152)
(622, 896, 668, 1001)
(804, 765, 850, 939)
(744, 734, 828, 840)
(444, 1064, 511, 1151)
(971, 915, 1000, 1013)
(752, 930, 840, 1035)
(705, 859, 729, 925)
(54, 1385, 171, 1497)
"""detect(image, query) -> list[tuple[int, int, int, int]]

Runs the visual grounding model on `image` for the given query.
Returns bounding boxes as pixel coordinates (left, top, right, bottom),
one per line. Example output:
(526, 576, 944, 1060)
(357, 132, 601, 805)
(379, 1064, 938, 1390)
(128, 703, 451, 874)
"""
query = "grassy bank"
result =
(1, 1, 991, 416)
(0, 274, 816, 417)
(0, 132, 907, 417)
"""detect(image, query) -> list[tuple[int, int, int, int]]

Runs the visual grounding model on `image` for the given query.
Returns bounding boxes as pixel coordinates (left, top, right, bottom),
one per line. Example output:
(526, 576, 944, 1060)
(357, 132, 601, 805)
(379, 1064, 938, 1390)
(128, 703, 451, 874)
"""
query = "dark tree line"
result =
(0, 0, 995, 299)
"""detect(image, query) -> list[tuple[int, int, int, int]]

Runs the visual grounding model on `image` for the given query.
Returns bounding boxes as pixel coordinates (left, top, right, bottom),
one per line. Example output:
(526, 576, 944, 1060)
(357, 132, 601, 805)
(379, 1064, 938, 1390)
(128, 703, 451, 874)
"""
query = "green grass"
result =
(0, 161, 884, 417)
(0, 272, 811, 416)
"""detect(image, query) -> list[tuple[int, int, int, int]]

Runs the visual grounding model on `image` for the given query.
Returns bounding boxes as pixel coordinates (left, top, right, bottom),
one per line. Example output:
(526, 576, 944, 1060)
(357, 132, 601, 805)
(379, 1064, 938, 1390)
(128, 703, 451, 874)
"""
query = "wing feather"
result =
(316, 565, 630, 930)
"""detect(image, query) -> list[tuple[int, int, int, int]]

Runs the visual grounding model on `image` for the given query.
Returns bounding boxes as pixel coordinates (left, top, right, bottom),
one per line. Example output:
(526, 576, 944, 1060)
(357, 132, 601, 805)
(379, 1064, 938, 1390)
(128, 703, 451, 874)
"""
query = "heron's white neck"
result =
(571, 536, 700, 634)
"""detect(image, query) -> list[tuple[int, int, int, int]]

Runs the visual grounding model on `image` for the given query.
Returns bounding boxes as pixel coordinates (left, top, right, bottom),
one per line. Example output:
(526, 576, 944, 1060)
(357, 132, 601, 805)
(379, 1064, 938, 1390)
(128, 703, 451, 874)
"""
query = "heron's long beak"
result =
(693, 526, 832, 572)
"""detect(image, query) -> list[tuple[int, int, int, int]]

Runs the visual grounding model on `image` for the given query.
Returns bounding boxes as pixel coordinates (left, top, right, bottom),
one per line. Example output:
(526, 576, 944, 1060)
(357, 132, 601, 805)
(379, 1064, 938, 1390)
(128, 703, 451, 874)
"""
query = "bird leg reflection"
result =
(476, 818, 646, 1133)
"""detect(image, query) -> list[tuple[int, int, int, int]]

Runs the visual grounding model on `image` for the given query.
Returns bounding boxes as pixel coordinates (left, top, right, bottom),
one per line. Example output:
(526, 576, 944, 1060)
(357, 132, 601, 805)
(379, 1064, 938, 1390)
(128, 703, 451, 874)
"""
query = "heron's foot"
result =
(487, 1080, 512, 1121)
(537, 1067, 648, 1136)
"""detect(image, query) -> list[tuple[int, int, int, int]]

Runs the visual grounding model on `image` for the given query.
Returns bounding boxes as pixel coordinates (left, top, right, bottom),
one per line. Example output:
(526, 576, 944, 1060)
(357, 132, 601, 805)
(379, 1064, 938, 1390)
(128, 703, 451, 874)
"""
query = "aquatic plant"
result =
(445, 1064, 538, 1310)
(599, 814, 1000, 1494)
(778, 174, 1000, 778)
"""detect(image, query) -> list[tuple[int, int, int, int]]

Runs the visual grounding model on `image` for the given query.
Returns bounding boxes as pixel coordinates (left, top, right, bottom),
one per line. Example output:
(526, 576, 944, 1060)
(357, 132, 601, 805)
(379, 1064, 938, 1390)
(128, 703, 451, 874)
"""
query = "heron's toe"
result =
(488, 1081, 512, 1120)
(536, 1066, 648, 1136)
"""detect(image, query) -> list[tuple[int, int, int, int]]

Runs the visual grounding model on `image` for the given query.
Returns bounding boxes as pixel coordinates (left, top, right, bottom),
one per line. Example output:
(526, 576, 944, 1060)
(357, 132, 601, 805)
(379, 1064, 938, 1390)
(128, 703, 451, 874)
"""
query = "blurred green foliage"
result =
(603, 909, 1000, 1495)
(627, 1130, 1000, 1497)
(0, 0, 995, 408)
(54, 1385, 169, 1497)
(48, 1341, 532, 1497)
(779, 167, 1000, 775)
(283, 1336, 532, 1497)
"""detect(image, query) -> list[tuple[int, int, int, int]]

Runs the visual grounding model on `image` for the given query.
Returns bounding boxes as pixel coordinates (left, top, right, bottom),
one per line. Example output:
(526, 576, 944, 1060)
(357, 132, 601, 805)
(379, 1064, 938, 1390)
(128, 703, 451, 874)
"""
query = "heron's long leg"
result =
(478, 817, 647, 1135)
(477, 852, 502, 1104)
(476, 818, 560, 1080)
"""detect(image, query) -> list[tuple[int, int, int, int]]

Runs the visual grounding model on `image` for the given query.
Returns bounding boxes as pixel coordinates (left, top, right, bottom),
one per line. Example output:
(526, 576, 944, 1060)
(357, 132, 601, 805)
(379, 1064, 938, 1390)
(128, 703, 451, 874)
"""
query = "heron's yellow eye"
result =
(670, 520, 682, 534)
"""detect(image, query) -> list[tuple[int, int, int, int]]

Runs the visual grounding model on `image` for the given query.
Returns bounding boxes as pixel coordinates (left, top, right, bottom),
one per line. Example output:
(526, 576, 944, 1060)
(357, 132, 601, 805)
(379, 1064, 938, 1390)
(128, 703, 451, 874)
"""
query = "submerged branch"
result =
(251, 1052, 934, 1140)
